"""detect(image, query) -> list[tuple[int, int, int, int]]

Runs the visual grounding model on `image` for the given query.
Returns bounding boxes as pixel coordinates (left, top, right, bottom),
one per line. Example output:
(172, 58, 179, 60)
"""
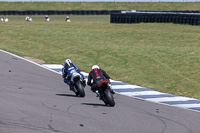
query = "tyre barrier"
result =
(110, 12, 200, 25)
(141, 10, 200, 14)
(0, 10, 122, 15)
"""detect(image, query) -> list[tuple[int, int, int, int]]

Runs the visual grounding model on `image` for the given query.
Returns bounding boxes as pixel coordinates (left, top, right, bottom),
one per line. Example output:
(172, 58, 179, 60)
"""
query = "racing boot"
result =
(66, 80, 73, 91)
(83, 78, 86, 87)
(95, 90, 100, 97)
(95, 90, 103, 100)
(69, 84, 74, 91)
(91, 88, 100, 97)
(110, 89, 115, 94)
(108, 84, 115, 94)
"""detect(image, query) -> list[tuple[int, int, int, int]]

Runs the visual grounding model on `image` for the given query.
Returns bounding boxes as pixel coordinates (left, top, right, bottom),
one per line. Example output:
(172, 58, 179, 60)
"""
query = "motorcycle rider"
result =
(25, 16, 29, 21)
(45, 15, 50, 22)
(65, 16, 70, 21)
(87, 65, 115, 97)
(62, 59, 86, 90)
(25, 16, 32, 22)
(1, 17, 8, 22)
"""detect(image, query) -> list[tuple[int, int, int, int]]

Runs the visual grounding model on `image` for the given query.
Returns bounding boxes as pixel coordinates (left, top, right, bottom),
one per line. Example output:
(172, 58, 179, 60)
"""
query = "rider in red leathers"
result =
(87, 65, 115, 96)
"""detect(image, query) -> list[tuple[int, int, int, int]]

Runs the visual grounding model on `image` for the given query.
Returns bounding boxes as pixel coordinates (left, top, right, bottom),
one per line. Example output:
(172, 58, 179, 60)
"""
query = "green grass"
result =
(0, 2, 200, 11)
(0, 15, 200, 99)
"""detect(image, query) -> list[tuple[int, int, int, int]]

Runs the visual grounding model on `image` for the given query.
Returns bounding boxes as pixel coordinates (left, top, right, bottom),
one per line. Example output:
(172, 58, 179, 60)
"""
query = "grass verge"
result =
(0, 2, 200, 11)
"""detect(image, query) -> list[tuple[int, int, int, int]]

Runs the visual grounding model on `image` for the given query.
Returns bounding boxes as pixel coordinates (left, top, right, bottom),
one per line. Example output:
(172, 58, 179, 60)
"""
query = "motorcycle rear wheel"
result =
(104, 89, 115, 107)
(75, 81, 85, 97)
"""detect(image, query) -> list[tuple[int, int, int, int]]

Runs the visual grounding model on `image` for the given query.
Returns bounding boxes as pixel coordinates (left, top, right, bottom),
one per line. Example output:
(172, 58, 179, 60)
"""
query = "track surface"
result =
(42, 64, 200, 112)
(1, 50, 200, 133)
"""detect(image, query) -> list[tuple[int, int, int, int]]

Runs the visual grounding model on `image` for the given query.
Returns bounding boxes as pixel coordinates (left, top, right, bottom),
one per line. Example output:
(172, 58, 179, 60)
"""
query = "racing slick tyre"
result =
(104, 89, 115, 107)
(75, 81, 85, 97)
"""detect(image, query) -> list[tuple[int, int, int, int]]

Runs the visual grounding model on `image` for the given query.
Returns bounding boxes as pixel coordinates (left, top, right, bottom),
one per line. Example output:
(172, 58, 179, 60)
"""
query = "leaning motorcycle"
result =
(97, 80, 115, 107)
(67, 68, 86, 97)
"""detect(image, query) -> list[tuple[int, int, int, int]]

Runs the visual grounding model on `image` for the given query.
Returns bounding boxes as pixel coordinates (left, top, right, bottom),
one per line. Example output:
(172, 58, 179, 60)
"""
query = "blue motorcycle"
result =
(65, 68, 86, 97)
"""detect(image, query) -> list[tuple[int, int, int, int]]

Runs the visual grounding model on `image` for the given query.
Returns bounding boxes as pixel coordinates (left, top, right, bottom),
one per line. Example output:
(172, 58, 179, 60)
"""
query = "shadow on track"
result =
(56, 94, 77, 97)
(82, 103, 108, 107)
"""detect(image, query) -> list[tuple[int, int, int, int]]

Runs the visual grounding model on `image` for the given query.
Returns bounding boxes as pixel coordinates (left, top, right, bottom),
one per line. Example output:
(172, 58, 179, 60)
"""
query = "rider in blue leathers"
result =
(62, 59, 86, 90)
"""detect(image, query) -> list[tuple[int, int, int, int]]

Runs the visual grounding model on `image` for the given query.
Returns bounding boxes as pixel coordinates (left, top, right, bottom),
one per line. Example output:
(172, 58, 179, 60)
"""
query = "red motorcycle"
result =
(97, 80, 115, 107)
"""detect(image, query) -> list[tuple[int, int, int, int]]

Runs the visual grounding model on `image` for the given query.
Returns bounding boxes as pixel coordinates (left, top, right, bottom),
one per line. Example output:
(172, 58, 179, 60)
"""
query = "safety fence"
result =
(0, 10, 122, 15)
(110, 11, 200, 25)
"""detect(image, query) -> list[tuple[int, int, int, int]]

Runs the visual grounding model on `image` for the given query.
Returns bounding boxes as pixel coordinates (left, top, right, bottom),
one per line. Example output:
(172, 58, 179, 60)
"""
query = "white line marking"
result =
(172, 104, 200, 108)
(112, 85, 144, 89)
(120, 91, 164, 96)
(41, 64, 64, 69)
(0, 49, 61, 74)
(80, 72, 89, 76)
(146, 96, 196, 102)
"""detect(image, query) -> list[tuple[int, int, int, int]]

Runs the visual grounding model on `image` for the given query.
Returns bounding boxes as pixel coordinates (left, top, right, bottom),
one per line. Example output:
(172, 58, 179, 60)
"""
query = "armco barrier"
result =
(0, 10, 122, 15)
(110, 12, 200, 25)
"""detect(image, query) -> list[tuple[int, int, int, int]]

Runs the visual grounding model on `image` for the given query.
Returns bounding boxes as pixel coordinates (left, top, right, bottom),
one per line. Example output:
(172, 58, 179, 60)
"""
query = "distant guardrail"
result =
(0, 0, 200, 2)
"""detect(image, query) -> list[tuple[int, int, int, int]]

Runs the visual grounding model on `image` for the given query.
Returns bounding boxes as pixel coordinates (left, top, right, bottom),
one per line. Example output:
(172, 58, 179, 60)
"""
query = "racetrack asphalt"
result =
(1, 49, 200, 133)
(42, 64, 200, 113)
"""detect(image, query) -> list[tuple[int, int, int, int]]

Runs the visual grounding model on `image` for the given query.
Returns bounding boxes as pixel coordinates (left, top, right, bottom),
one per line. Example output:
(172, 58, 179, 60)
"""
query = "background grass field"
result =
(0, 2, 200, 11)
(0, 3, 200, 99)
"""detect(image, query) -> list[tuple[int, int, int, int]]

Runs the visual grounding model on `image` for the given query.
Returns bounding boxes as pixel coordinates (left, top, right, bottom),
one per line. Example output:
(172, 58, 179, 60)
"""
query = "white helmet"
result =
(92, 65, 99, 70)
(64, 59, 71, 66)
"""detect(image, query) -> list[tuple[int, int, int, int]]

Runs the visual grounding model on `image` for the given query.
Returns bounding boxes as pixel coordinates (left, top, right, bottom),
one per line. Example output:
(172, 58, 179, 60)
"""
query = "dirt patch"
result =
(24, 56, 45, 64)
